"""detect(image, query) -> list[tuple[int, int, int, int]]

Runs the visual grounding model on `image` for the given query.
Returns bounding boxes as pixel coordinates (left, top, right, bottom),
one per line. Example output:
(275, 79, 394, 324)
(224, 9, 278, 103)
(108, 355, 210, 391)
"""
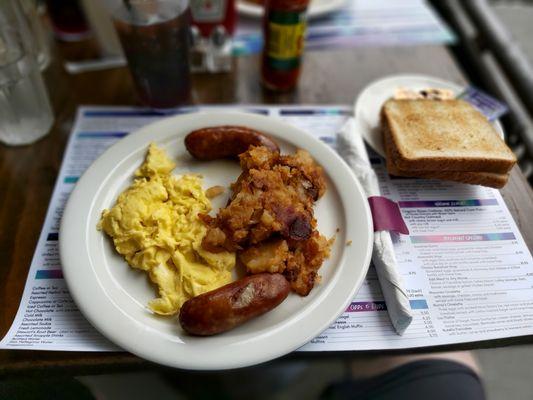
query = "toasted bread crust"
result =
(382, 120, 509, 189)
(386, 158, 509, 188)
(381, 99, 516, 174)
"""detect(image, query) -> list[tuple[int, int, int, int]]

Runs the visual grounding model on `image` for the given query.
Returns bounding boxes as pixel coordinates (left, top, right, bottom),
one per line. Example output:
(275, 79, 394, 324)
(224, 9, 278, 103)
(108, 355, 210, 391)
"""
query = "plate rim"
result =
(59, 111, 373, 370)
(353, 73, 506, 157)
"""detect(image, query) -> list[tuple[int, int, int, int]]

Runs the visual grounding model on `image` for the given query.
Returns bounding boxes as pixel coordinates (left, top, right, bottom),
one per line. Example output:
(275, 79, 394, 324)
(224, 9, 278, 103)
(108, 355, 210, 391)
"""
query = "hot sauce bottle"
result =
(261, 0, 310, 91)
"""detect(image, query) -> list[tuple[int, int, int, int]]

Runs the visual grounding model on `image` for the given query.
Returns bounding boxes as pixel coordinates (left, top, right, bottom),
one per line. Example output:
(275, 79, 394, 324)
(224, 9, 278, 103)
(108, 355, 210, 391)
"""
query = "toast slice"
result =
(383, 123, 510, 188)
(382, 99, 516, 174)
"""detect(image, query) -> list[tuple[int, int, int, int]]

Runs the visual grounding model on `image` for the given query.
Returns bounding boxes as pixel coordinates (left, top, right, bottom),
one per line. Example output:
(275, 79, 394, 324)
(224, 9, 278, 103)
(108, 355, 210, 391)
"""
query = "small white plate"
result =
(237, 0, 346, 19)
(60, 112, 373, 370)
(354, 74, 505, 157)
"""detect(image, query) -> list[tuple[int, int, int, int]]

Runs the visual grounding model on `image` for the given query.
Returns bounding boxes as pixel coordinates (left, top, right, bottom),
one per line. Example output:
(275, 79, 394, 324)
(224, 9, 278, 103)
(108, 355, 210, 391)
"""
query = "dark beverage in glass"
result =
(45, 0, 91, 41)
(113, 0, 192, 109)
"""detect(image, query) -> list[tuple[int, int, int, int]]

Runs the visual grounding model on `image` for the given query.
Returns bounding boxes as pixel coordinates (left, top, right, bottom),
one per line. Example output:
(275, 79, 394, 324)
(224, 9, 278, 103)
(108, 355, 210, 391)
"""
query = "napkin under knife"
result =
(337, 118, 413, 335)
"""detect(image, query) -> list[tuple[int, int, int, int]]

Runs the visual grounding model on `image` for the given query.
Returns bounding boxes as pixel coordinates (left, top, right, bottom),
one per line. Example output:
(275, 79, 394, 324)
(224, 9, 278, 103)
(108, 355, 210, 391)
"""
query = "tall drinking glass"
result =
(21, 0, 52, 70)
(112, 0, 192, 109)
(0, 0, 54, 146)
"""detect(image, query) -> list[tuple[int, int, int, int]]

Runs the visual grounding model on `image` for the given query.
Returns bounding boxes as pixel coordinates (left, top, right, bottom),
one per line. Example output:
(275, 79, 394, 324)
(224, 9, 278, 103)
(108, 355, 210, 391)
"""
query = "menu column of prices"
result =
(391, 181, 533, 342)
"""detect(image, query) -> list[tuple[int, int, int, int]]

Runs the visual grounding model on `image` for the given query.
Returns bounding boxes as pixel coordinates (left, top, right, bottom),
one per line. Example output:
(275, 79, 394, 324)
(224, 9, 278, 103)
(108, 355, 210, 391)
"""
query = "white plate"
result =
(354, 74, 506, 157)
(60, 112, 373, 370)
(237, 0, 346, 19)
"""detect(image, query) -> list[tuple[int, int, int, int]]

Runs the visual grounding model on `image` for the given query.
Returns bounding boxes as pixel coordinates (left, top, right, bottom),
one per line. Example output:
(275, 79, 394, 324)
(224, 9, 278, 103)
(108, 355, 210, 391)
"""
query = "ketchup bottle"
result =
(261, 0, 310, 91)
(190, 0, 237, 37)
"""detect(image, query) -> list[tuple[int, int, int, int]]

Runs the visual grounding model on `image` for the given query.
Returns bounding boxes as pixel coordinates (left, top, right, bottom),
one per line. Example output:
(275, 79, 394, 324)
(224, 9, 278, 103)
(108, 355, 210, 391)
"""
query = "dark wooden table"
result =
(1, 45, 532, 377)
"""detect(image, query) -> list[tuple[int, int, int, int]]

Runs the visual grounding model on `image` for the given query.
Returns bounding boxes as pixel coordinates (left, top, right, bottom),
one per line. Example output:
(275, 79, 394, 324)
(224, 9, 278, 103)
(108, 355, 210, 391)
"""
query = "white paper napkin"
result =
(337, 118, 413, 335)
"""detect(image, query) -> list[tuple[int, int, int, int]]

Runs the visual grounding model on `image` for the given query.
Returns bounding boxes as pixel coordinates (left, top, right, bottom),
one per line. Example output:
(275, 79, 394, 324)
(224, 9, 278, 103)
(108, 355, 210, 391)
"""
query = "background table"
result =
(1, 45, 532, 377)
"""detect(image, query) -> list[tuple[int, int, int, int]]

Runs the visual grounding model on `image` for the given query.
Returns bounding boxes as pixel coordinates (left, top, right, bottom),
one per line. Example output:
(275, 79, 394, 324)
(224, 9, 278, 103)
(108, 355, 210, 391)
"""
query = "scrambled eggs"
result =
(98, 143, 235, 315)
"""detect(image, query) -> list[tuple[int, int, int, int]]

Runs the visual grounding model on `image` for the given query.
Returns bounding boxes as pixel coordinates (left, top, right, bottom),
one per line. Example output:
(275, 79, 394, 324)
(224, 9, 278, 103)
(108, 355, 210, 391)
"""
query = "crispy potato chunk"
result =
(239, 239, 289, 274)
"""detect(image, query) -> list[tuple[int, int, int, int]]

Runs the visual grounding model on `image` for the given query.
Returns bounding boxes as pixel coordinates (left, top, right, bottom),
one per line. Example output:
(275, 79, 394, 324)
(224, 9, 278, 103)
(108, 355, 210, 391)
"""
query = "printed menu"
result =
(1, 105, 532, 352)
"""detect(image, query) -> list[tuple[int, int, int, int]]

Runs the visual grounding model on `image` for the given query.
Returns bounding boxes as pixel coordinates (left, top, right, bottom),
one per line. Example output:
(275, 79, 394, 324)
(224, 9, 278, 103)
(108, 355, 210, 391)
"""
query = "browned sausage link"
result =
(184, 126, 280, 160)
(179, 273, 290, 336)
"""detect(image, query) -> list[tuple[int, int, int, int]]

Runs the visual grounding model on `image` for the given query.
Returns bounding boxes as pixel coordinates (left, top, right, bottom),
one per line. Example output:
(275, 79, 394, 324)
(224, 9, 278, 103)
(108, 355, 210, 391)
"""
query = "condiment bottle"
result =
(207, 25, 232, 72)
(261, 0, 310, 91)
(190, 0, 237, 37)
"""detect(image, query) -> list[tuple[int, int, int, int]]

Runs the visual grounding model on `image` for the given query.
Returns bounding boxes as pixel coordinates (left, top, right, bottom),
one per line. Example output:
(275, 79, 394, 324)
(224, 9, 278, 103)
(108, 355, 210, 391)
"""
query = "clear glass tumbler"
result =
(0, 0, 54, 146)
(20, 0, 52, 70)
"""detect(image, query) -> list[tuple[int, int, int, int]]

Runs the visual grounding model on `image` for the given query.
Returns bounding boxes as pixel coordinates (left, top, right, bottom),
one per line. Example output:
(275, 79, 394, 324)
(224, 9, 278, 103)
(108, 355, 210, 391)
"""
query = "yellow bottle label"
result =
(267, 21, 306, 60)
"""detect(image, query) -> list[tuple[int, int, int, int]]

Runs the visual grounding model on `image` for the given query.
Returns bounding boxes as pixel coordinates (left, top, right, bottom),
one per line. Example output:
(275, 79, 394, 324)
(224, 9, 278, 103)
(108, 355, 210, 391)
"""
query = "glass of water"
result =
(0, 0, 53, 146)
